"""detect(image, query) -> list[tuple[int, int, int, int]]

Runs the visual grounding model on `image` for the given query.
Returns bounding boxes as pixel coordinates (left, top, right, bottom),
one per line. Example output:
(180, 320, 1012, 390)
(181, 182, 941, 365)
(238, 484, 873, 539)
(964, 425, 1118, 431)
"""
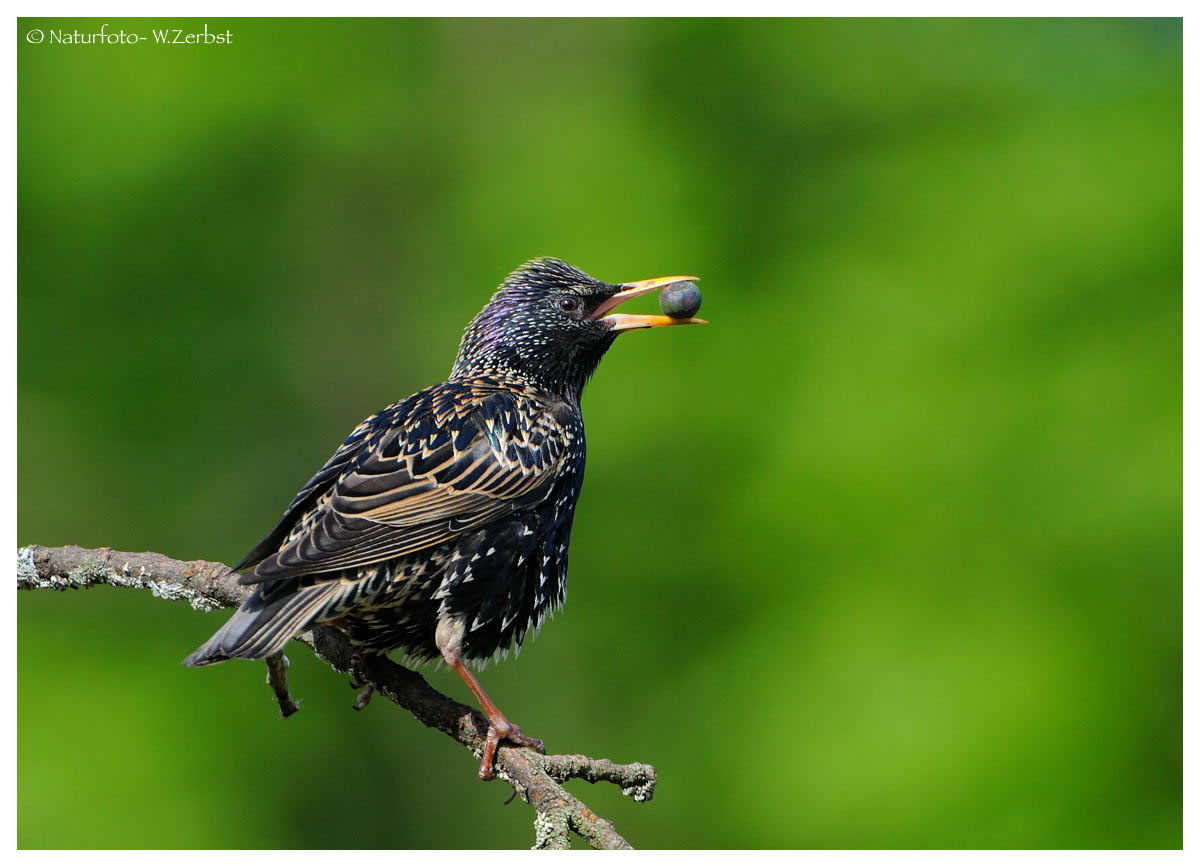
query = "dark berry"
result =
(659, 281, 702, 319)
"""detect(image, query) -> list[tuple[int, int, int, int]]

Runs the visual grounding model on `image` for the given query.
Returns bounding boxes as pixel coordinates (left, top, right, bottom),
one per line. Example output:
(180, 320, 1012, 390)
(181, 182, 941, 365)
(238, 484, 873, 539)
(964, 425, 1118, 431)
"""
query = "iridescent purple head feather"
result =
(451, 257, 705, 401)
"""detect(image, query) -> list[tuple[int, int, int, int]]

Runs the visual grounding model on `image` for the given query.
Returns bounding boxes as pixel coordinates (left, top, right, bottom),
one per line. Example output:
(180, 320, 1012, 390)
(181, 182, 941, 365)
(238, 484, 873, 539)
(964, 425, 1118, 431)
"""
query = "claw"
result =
(478, 715, 546, 780)
(436, 632, 545, 781)
(348, 650, 370, 691)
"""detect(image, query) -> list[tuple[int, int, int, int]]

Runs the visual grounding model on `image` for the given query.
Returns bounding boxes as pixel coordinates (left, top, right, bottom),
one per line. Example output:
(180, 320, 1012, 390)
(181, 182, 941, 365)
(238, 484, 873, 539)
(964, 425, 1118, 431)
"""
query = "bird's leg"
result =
(436, 616, 545, 780)
(347, 649, 367, 688)
(347, 648, 375, 710)
(446, 651, 546, 780)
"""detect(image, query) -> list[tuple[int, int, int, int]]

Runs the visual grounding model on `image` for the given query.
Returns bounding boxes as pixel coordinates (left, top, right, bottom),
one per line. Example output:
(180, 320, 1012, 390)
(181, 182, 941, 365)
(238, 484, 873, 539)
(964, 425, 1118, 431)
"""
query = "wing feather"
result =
(241, 383, 572, 585)
(231, 413, 380, 572)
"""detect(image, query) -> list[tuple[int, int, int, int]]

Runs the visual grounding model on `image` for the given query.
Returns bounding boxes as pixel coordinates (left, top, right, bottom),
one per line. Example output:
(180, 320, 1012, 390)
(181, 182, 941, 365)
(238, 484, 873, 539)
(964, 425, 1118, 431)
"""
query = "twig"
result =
(264, 652, 301, 717)
(542, 754, 657, 802)
(17, 544, 655, 849)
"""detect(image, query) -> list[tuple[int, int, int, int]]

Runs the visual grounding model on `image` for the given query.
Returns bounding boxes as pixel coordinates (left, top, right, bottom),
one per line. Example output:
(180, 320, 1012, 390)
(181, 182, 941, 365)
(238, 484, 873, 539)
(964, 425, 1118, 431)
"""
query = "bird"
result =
(184, 257, 704, 778)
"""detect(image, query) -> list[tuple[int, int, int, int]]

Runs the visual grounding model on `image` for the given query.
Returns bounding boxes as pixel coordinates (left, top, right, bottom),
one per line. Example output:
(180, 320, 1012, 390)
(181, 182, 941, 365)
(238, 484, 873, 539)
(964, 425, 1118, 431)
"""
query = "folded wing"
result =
(240, 385, 570, 585)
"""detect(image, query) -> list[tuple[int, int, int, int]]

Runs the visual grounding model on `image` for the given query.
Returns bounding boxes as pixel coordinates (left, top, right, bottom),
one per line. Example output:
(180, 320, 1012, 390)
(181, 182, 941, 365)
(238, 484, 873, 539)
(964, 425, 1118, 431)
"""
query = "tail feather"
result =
(182, 580, 345, 667)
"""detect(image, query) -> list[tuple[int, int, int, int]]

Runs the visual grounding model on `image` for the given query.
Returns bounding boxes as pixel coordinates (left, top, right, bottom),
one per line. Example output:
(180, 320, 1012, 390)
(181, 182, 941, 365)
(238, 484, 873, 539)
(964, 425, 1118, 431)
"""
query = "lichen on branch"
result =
(17, 543, 655, 850)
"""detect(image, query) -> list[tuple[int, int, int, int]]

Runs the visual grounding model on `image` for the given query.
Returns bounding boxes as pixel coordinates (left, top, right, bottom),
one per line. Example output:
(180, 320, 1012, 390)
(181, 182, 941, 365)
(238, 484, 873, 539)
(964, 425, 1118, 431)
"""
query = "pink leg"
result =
(442, 647, 545, 780)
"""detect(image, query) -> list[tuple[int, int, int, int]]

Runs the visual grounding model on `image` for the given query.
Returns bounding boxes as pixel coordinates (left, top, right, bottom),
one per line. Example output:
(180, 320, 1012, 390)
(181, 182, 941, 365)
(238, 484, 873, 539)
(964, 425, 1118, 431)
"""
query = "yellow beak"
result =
(590, 275, 707, 331)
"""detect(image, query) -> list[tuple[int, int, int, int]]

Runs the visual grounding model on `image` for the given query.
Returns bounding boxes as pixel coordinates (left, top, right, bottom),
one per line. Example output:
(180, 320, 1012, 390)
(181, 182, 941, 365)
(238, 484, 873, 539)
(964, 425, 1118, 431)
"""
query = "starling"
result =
(184, 257, 704, 778)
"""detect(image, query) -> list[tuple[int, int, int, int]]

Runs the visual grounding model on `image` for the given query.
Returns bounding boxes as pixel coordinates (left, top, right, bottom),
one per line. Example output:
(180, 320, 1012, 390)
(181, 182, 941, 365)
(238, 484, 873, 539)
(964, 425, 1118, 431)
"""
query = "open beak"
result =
(589, 275, 707, 332)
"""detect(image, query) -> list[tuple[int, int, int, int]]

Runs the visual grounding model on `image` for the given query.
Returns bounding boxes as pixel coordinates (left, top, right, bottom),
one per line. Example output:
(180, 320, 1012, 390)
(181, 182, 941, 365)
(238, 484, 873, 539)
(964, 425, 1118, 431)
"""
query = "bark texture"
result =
(17, 544, 656, 850)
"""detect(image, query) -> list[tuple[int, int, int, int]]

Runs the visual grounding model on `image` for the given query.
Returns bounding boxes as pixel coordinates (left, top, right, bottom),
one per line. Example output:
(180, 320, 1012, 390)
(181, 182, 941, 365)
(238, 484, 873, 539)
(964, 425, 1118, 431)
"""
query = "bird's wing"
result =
(231, 413, 380, 572)
(241, 385, 573, 585)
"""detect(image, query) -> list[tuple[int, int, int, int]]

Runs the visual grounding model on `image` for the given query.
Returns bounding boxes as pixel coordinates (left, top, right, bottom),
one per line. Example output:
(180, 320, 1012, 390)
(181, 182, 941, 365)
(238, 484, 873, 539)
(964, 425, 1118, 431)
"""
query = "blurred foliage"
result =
(17, 17, 1180, 849)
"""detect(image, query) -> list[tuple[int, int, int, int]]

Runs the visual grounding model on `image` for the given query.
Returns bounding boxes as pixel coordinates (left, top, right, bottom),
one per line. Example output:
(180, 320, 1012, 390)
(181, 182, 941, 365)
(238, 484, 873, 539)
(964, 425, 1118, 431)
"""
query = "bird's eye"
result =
(558, 297, 580, 314)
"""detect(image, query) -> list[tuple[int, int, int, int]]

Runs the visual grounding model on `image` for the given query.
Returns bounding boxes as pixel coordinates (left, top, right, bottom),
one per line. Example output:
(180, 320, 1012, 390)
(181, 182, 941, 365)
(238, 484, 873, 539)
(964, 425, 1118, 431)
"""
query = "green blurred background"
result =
(17, 18, 1181, 849)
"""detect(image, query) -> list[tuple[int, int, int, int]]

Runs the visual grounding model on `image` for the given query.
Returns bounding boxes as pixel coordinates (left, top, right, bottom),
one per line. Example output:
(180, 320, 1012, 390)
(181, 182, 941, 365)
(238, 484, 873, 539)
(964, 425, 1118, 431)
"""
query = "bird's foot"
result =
(347, 650, 375, 710)
(479, 715, 546, 781)
(348, 649, 369, 689)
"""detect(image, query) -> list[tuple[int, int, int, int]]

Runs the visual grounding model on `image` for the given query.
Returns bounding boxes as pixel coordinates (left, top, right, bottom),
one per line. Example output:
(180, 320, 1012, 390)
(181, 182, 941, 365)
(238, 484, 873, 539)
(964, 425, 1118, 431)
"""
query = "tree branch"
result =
(17, 544, 655, 850)
(264, 651, 301, 717)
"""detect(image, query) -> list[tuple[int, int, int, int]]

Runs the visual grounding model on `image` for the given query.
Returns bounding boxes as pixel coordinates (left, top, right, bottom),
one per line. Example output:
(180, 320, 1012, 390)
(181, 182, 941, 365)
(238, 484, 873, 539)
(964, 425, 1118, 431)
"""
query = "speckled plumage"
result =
(226, 373, 582, 665)
(184, 257, 702, 777)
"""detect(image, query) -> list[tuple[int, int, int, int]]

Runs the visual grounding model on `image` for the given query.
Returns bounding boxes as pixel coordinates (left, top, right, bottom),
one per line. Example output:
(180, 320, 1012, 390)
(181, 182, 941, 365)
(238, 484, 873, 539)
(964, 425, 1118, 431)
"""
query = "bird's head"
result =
(451, 258, 704, 400)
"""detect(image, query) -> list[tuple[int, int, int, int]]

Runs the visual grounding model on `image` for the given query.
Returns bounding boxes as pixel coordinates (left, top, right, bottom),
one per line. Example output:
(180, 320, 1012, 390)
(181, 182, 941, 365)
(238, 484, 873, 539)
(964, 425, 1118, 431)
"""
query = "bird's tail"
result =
(182, 579, 344, 667)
